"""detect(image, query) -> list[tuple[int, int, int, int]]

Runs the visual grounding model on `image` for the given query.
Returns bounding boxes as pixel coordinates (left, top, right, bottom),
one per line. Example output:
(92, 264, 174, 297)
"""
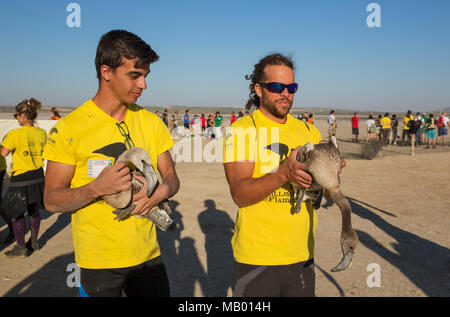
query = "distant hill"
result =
(438, 107, 450, 114)
(1, 104, 447, 117)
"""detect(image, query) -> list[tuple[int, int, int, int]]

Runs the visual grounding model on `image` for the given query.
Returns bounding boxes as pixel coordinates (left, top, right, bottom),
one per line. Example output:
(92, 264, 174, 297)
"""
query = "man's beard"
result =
(260, 96, 293, 119)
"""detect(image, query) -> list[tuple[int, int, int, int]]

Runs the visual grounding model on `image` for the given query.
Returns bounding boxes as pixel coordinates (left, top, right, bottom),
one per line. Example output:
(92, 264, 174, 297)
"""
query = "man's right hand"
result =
(279, 146, 313, 188)
(91, 161, 132, 196)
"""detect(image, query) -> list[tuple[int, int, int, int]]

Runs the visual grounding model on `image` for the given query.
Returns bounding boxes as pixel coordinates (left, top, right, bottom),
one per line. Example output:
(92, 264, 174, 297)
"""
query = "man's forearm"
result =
(44, 181, 101, 213)
(230, 168, 287, 208)
(147, 173, 180, 206)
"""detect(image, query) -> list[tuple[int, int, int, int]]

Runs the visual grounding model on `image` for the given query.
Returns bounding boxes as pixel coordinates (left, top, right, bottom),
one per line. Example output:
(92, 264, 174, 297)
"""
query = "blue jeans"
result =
(415, 129, 422, 145)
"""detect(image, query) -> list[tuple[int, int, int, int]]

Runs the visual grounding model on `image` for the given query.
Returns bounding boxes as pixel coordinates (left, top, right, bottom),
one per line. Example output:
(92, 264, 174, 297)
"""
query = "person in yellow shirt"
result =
(401, 110, 414, 146)
(223, 54, 345, 297)
(380, 112, 392, 145)
(42, 30, 180, 297)
(1, 98, 47, 257)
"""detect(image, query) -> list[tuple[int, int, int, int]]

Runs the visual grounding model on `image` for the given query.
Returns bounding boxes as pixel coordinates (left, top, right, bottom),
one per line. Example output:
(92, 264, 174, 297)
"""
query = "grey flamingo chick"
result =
(103, 147, 175, 231)
(294, 136, 359, 272)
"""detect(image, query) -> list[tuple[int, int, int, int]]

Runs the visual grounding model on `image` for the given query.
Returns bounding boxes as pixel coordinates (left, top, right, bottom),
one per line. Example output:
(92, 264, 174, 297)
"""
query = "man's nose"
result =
(280, 87, 290, 97)
(137, 77, 147, 90)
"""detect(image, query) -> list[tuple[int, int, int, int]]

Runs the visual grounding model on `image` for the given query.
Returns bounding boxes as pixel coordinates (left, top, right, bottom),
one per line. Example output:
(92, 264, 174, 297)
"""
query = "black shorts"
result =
(80, 256, 170, 297)
(2, 168, 45, 219)
(232, 259, 315, 297)
(0, 169, 5, 204)
(352, 128, 359, 135)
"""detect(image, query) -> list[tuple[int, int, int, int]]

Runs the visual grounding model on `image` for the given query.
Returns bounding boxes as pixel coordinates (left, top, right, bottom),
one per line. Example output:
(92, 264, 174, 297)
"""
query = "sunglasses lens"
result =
(267, 82, 284, 94)
(287, 83, 298, 94)
(263, 82, 298, 94)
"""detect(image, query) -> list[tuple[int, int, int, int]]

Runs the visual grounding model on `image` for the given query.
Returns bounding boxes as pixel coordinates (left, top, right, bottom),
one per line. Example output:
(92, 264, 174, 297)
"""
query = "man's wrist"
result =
(274, 162, 289, 185)
(87, 179, 103, 199)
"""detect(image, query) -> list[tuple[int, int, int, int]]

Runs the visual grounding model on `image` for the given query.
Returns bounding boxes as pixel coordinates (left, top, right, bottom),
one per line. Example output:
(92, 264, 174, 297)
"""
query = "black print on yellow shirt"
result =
(49, 127, 58, 136)
(93, 142, 127, 162)
(265, 184, 296, 204)
(264, 143, 294, 162)
(47, 127, 58, 145)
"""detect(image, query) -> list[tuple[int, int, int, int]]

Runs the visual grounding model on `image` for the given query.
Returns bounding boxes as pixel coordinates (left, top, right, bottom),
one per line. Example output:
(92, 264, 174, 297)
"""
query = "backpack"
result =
(426, 118, 435, 130)
(407, 119, 415, 129)
(409, 119, 421, 133)
(436, 116, 444, 128)
(392, 119, 398, 128)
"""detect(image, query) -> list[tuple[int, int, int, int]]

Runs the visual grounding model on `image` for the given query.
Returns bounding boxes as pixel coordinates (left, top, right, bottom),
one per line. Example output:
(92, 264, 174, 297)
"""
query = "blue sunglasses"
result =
(258, 82, 299, 94)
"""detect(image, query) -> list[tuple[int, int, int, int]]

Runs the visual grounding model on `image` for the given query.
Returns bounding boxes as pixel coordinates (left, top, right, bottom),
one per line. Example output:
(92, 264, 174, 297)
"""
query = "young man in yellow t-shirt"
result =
(223, 54, 345, 297)
(42, 30, 180, 297)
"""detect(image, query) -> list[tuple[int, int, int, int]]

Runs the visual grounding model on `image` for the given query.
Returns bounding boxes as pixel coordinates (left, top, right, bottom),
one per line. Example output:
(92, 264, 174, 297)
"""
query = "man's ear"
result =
(100, 65, 113, 82)
(254, 83, 263, 98)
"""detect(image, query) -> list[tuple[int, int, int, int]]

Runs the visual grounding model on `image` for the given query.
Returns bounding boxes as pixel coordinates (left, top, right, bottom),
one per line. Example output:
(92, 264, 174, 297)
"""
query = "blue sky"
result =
(0, 0, 449, 112)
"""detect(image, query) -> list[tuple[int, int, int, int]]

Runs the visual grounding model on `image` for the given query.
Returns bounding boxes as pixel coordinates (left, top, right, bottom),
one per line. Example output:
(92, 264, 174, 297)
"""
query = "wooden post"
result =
(411, 133, 415, 156)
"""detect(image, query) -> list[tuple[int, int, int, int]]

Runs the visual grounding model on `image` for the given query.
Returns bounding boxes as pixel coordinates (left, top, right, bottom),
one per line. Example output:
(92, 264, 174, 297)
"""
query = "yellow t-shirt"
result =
(42, 100, 174, 269)
(381, 117, 391, 129)
(1, 126, 47, 176)
(403, 115, 413, 130)
(223, 109, 322, 265)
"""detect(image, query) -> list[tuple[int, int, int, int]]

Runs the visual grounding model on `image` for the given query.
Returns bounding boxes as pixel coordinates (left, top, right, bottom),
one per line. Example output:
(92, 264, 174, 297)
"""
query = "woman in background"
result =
(1, 98, 47, 257)
(425, 113, 437, 149)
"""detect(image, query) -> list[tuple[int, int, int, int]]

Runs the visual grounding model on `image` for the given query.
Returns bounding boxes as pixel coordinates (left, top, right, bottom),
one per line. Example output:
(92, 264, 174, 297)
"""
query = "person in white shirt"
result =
(328, 110, 336, 139)
(366, 114, 376, 144)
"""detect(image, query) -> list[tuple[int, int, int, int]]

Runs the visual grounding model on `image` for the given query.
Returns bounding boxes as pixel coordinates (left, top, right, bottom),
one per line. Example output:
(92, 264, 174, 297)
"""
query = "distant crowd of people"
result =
(349, 110, 449, 148)
(153, 109, 251, 139)
(151, 108, 450, 150)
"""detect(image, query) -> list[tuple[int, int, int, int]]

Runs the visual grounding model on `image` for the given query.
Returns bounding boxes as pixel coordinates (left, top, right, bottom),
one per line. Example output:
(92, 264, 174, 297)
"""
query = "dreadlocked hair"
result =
(15, 98, 42, 121)
(244, 53, 295, 110)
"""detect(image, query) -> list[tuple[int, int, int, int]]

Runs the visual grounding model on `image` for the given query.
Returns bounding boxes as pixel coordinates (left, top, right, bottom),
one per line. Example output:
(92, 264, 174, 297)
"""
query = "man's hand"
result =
(91, 162, 131, 196)
(279, 146, 313, 188)
(128, 150, 179, 217)
(130, 173, 155, 216)
(339, 159, 347, 174)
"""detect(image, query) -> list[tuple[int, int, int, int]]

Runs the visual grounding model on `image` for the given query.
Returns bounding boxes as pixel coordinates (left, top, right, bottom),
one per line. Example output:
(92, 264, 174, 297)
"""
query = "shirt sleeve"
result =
(42, 120, 77, 165)
(1, 129, 17, 151)
(310, 124, 322, 144)
(223, 120, 257, 163)
(153, 115, 175, 156)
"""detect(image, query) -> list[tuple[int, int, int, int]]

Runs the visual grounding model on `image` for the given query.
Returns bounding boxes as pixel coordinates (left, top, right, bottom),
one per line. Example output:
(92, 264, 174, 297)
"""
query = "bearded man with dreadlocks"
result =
(223, 53, 338, 297)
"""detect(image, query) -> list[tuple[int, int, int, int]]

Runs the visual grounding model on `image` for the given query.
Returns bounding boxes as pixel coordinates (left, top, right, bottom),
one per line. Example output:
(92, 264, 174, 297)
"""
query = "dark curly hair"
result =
(245, 53, 295, 110)
(95, 30, 159, 80)
(15, 98, 42, 121)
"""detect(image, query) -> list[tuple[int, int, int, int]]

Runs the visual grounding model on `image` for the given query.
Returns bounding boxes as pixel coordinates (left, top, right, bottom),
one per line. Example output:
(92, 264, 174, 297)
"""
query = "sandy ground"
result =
(0, 116, 449, 297)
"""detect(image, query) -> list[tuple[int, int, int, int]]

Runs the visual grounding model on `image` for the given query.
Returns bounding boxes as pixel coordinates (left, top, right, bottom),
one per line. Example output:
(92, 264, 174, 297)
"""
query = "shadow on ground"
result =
(158, 199, 234, 297)
(3, 252, 77, 297)
(347, 197, 450, 296)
